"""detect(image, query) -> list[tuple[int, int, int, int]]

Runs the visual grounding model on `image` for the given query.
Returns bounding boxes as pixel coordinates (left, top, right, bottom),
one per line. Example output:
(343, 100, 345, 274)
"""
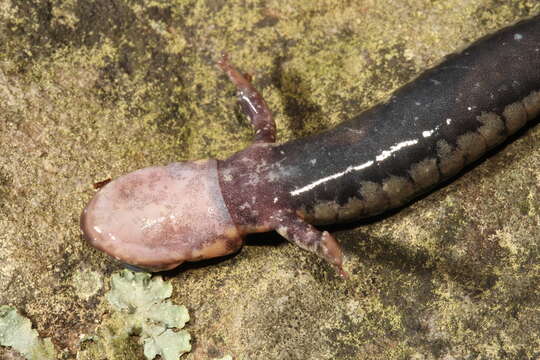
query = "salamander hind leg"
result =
(217, 53, 276, 143)
(271, 210, 348, 278)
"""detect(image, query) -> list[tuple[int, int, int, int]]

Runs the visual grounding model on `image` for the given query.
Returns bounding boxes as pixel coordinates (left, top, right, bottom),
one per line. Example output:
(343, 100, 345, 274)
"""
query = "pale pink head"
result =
(80, 159, 242, 271)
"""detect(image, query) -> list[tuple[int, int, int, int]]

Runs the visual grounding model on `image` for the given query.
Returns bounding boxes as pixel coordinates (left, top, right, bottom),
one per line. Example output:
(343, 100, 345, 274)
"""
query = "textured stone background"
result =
(0, 0, 539, 359)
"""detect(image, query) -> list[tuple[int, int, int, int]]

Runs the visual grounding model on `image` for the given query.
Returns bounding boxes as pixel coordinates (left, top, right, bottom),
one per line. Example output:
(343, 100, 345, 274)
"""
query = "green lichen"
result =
(79, 270, 191, 360)
(0, 306, 57, 360)
(71, 270, 103, 301)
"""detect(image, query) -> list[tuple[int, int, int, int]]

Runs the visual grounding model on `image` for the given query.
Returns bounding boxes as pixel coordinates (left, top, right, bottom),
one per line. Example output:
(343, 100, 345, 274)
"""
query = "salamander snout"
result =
(80, 159, 242, 272)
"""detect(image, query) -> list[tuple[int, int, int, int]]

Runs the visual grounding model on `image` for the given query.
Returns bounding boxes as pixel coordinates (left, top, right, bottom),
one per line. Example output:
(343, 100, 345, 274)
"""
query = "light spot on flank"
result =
(267, 171, 279, 182)
(359, 181, 388, 213)
(239, 202, 251, 210)
(522, 90, 540, 118)
(457, 131, 486, 163)
(222, 169, 233, 182)
(437, 139, 465, 177)
(382, 176, 414, 207)
(409, 158, 439, 188)
(477, 112, 505, 147)
(514, 33, 523, 41)
(312, 201, 339, 223)
(338, 197, 364, 221)
(503, 100, 528, 134)
(446, 118, 452, 125)
(422, 130, 434, 138)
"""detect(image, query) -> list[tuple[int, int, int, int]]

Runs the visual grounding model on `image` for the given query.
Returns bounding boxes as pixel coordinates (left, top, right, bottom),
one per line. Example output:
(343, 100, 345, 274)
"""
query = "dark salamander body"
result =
(81, 16, 540, 276)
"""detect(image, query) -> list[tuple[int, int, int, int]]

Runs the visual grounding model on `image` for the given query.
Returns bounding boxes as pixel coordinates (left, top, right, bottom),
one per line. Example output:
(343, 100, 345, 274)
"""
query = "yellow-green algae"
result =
(0, 0, 539, 359)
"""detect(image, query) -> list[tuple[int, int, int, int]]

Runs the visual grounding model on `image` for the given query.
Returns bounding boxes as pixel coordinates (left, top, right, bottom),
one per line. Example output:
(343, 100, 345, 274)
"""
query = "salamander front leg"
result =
(217, 53, 276, 143)
(272, 211, 348, 278)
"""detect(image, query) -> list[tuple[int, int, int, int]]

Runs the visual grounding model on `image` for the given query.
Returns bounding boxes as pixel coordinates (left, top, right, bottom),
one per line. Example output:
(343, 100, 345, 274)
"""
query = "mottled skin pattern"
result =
(82, 16, 540, 276)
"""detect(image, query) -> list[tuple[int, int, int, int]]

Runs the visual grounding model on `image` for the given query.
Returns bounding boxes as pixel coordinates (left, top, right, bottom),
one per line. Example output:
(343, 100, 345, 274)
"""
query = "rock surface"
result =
(0, 0, 539, 359)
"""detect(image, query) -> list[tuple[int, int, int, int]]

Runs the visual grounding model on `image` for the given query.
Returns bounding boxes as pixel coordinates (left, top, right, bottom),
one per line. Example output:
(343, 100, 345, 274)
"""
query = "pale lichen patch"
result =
(0, 306, 57, 360)
(78, 270, 191, 360)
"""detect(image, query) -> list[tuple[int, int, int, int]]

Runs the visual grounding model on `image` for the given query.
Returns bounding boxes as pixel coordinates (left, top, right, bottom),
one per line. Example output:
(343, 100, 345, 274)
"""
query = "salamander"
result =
(81, 15, 540, 277)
